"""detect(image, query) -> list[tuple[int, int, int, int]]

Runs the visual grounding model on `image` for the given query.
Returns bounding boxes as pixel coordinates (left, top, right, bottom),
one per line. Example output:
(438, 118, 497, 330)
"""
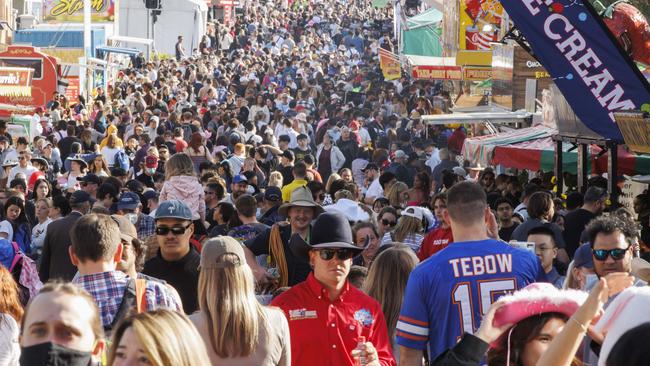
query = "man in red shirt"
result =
(272, 211, 396, 366)
(418, 193, 454, 261)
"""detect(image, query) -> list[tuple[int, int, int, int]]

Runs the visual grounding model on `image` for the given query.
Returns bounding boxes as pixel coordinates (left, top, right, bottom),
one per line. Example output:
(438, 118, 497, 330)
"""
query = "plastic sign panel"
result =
(412, 65, 463, 80)
(0, 67, 33, 97)
(499, 0, 650, 142)
(42, 0, 116, 23)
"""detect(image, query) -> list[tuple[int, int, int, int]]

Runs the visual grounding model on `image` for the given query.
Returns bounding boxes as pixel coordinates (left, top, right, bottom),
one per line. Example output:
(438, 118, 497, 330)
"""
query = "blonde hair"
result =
(198, 249, 268, 357)
(386, 181, 408, 208)
(268, 171, 283, 188)
(107, 310, 210, 366)
(164, 153, 195, 180)
(364, 247, 419, 340)
(393, 215, 422, 243)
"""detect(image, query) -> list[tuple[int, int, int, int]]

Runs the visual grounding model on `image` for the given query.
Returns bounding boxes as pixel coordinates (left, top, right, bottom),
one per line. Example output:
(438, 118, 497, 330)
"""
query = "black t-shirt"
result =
(563, 208, 597, 258)
(280, 165, 294, 186)
(142, 247, 200, 314)
(135, 172, 155, 189)
(244, 225, 311, 286)
(499, 222, 519, 242)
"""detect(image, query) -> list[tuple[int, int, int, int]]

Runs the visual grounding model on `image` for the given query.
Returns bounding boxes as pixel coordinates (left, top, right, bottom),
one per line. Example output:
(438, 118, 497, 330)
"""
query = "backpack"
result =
(114, 150, 130, 171)
(9, 241, 42, 301)
(104, 278, 147, 338)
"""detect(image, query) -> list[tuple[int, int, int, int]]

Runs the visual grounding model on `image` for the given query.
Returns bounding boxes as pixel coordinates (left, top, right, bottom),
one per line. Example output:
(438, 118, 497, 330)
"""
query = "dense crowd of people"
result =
(1, 0, 650, 365)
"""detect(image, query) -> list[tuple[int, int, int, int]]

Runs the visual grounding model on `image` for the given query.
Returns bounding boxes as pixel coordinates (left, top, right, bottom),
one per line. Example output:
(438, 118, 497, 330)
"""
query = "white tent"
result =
(119, 0, 208, 57)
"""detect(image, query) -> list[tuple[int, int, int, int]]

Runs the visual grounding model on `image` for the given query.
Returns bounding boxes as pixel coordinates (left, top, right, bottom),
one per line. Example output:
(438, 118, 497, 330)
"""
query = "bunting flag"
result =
(378, 48, 401, 80)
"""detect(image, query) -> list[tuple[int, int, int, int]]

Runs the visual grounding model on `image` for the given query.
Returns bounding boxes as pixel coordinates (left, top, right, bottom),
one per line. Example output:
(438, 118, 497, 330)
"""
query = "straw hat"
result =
(278, 186, 324, 217)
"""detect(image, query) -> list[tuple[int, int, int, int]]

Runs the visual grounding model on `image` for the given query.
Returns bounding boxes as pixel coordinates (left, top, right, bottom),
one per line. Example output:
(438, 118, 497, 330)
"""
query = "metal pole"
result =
(554, 139, 563, 195)
(83, 0, 92, 100)
(608, 142, 618, 204)
(577, 144, 588, 193)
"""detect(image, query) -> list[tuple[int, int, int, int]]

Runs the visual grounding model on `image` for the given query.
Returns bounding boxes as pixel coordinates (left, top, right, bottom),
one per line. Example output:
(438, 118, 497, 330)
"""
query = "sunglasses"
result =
(204, 191, 214, 195)
(592, 246, 630, 261)
(155, 224, 191, 236)
(381, 219, 397, 227)
(317, 249, 356, 261)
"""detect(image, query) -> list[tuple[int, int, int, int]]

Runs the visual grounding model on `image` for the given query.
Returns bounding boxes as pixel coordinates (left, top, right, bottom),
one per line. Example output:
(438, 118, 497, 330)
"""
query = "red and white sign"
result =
(412, 65, 463, 80)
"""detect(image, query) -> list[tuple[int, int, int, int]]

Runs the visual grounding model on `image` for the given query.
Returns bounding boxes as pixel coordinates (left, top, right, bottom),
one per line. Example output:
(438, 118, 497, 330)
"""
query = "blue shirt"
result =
(396, 239, 544, 361)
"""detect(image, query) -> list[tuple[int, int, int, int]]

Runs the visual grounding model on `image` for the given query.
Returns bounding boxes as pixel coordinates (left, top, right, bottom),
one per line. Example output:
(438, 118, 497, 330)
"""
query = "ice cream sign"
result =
(498, 0, 650, 142)
(0, 67, 33, 97)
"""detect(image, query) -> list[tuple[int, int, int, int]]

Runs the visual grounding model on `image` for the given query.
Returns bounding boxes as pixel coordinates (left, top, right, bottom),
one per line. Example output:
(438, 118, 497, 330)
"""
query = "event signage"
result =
(498, 0, 650, 141)
(42, 0, 116, 23)
(0, 67, 33, 97)
(463, 66, 492, 81)
(379, 48, 401, 80)
(412, 65, 463, 80)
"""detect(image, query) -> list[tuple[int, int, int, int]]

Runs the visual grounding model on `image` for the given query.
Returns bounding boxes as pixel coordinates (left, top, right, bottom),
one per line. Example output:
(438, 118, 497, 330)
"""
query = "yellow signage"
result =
(42, 0, 115, 23)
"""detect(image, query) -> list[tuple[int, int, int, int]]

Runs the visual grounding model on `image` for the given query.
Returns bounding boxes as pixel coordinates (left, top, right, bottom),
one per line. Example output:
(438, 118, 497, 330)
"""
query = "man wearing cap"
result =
(259, 186, 284, 226)
(279, 149, 295, 186)
(117, 192, 156, 241)
(281, 161, 308, 202)
(7, 149, 38, 188)
(78, 173, 102, 200)
(40, 190, 93, 282)
(143, 200, 200, 314)
(271, 211, 395, 366)
(223, 174, 249, 205)
(70, 214, 181, 331)
(144, 190, 160, 218)
(563, 187, 608, 258)
(245, 186, 323, 287)
(135, 155, 158, 189)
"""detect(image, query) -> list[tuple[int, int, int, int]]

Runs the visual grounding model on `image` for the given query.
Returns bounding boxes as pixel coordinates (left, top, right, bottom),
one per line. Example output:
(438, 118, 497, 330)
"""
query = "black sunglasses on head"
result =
(592, 246, 630, 261)
(156, 224, 191, 236)
(317, 248, 356, 261)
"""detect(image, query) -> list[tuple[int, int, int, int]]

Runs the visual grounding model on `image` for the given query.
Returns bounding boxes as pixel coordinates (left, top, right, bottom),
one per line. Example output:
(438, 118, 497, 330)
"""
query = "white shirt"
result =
(7, 165, 38, 187)
(0, 313, 20, 366)
(100, 146, 122, 167)
(31, 218, 52, 252)
(366, 178, 383, 200)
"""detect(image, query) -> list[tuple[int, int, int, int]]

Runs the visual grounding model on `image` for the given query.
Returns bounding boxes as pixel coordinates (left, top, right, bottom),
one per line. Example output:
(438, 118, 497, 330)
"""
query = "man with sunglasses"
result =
(586, 215, 645, 288)
(143, 200, 200, 314)
(7, 149, 38, 188)
(271, 211, 395, 366)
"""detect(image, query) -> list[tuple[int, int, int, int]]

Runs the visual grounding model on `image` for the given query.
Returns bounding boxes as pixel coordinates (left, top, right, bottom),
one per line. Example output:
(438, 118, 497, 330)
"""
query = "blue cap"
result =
(142, 190, 159, 201)
(118, 192, 140, 210)
(573, 244, 594, 269)
(155, 200, 193, 221)
(264, 186, 282, 201)
(233, 174, 248, 184)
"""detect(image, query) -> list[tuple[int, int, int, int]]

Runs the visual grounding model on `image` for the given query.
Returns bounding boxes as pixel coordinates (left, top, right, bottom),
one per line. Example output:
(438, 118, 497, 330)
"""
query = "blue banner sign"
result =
(500, 0, 650, 141)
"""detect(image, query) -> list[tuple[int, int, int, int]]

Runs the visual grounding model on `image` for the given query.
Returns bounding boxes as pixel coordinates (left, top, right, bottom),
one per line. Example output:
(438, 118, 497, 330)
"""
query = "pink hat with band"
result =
(490, 283, 588, 349)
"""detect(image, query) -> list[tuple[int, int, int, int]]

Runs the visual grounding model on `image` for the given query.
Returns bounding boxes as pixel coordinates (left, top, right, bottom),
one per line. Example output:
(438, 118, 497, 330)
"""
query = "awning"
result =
(463, 127, 650, 175)
(95, 46, 141, 59)
(462, 126, 556, 168)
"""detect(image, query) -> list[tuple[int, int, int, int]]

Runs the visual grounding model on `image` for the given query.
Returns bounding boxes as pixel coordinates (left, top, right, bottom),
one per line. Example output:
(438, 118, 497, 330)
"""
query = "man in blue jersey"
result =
(397, 181, 544, 365)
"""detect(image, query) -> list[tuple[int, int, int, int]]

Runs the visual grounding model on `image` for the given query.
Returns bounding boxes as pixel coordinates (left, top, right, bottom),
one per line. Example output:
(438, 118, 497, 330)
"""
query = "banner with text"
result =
(499, 0, 650, 142)
(379, 48, 402, 80)
(42, 0, 116, 23)
(0, 67, 33, 97)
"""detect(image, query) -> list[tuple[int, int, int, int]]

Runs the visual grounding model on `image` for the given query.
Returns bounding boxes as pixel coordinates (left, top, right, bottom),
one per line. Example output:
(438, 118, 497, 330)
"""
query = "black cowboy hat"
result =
(290, 211, 368, 262)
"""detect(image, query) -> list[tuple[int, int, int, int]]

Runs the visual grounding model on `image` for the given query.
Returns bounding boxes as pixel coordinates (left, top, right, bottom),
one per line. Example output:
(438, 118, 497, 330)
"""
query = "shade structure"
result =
(463, 127, 650, 175)
(402, 8, 443, 57)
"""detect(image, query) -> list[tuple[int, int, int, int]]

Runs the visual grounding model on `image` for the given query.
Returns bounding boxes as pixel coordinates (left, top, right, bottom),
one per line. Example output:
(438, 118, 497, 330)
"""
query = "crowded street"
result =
(0, 0, 649, 365)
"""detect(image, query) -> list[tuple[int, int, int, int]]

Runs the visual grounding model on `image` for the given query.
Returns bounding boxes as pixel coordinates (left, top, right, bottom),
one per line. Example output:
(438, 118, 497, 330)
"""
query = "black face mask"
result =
(20, 342, 95, 366)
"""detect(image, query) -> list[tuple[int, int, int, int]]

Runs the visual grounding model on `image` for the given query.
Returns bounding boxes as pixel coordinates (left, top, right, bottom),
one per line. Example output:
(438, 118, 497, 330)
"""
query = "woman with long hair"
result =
(407, 171, 431, 206)
(89, 154, 110, 177)
(380, 206, 424, 253)
(101, 133, 124, 168)
(0, 197, 31, 254)
(386, 181, 409, 212)
(316, 133, 345, 183)
(160, 153, 206, 235)
(0, 266, 22, 365)
(377, 206, 398, 239)
(352, 222, 381, 268)
(189, 236, 290, 365)
(218, 160, 235, 190)
(30, 198, 52, 258)
(29, 178, 51, 202)
(417, 193, 454, 261)
(185, 132, 213, 173)
(108, 310, 211, 366)
(364, 247, 419, 359)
